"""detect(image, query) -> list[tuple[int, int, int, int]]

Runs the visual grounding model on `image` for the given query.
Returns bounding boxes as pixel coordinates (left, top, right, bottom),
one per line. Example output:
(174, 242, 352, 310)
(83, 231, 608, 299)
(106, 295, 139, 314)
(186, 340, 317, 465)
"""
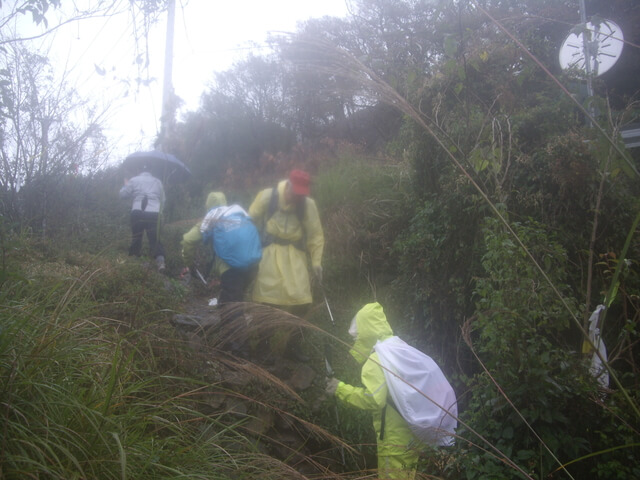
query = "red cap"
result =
(289, 169, 310, 196)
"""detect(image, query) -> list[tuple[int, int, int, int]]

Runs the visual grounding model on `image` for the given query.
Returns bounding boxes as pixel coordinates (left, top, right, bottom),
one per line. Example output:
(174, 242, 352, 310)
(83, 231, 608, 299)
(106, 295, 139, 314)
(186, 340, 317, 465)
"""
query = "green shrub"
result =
(456, 216, 639, 479)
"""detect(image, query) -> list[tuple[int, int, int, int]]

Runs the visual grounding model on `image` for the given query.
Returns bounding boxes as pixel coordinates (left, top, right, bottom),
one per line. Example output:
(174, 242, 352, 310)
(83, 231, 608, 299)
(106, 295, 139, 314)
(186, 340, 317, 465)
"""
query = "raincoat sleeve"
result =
(119, 182, 133, 200)
(248, 188, 271, 226)
(304, 198, 324, 269)
(335, 354, 388, 412)
(181, 223, 202, 266)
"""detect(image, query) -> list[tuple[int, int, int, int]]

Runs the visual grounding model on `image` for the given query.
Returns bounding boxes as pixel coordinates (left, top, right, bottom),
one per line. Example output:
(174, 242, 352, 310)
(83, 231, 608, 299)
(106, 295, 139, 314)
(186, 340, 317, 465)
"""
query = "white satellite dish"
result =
(559, 19, 624, 76)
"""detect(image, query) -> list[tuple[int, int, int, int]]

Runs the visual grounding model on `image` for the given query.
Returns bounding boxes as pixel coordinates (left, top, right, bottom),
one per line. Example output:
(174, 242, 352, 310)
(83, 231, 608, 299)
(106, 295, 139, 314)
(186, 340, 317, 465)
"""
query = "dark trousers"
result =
(219, 266, 258, 304)
(218, 266, 258, 355)
(128, 209, 164, 258)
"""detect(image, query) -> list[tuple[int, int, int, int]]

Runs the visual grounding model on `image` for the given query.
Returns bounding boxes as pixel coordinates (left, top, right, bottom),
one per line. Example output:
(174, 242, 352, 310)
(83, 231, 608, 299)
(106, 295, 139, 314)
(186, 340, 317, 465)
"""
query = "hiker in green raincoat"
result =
(181, 191, 227, 280)
(325, 302, 419, 480)
(181, 191, 257, 304)
(248, 169, 324, 360)
(181, 191, 259, 358)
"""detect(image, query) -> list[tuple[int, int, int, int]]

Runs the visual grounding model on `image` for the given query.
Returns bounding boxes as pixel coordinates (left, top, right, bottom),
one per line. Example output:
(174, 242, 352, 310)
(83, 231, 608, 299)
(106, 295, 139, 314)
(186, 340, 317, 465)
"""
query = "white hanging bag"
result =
(374, 336, 458, 446)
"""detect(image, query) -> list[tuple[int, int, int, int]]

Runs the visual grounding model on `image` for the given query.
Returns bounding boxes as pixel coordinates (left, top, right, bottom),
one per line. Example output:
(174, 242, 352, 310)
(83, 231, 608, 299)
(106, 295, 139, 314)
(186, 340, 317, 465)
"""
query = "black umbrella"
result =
(123, 150, 191, 183)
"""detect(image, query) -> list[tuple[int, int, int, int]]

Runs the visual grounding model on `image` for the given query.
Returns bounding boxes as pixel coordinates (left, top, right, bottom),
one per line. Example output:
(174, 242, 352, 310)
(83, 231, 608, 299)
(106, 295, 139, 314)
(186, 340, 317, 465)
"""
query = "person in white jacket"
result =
(119, 168, 166, 271)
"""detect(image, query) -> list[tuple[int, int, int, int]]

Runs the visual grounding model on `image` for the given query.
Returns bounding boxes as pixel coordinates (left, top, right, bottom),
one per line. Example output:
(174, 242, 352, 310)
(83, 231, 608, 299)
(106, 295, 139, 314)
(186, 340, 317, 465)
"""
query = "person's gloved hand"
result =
(179, 267, 191, 281)
(325, 377, 340, 396)
(313, 265, 323, 284)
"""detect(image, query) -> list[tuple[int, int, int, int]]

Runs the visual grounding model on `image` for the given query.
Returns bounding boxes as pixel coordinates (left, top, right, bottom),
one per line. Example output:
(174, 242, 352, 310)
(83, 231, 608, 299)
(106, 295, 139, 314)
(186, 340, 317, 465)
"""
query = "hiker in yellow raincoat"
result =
(248, 169, 324, 360)
(325, 303, 419, 480)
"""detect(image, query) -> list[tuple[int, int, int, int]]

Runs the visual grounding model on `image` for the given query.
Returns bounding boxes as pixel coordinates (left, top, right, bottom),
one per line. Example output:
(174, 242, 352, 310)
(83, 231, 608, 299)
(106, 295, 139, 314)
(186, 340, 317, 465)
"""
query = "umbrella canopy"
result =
(123, 150, 191, 183)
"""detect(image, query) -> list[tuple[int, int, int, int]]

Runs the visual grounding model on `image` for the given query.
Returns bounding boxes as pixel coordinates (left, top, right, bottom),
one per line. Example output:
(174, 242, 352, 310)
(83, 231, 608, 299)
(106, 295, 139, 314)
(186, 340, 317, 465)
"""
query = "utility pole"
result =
(578, 0, 594, 99)
(159, 0, 176, 149)
(578, 0, 596, 126)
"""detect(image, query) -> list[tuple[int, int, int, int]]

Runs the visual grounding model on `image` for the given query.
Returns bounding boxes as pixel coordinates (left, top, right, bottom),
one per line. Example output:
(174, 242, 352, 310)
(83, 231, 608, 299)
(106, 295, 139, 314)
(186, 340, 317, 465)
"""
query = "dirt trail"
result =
(167, 284, 343, 476)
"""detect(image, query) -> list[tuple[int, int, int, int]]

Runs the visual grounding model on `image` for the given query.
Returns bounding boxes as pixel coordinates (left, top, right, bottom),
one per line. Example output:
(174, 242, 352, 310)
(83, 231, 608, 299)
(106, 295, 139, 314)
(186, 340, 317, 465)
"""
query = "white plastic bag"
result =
(587, 305, 609, 389)
(374, 336, 457, 446)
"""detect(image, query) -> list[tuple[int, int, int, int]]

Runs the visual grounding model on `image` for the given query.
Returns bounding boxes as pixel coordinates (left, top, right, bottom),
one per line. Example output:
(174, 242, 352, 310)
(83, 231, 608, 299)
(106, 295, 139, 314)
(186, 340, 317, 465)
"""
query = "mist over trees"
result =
(1, 0, 640, 478)
(0, 0, 175, 235)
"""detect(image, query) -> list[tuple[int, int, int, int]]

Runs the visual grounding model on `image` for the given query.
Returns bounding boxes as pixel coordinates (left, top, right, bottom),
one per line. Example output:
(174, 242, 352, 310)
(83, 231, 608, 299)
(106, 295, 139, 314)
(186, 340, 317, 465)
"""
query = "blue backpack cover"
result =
(202, 211, 262, 270)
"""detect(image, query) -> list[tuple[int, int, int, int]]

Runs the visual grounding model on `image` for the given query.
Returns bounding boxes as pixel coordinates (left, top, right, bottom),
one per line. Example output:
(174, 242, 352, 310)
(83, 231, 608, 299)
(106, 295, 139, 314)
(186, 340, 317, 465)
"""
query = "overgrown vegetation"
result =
(0, 241, 353, 479)
(2, 0, 640, 478)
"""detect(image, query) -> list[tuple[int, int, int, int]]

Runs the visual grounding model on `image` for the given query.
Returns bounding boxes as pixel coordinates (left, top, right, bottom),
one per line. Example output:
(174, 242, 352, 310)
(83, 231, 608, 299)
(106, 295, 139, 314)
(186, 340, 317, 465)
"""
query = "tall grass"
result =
(0, 259, 351, 479)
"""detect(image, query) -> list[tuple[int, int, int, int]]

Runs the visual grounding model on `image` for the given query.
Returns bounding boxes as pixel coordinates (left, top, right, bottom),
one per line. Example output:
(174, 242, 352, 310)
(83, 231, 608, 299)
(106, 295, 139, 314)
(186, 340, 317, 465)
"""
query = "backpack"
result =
(261, 185, 307, 250)
(267, 185, 306, 223)
(201, 206, 262, 270)
(374, 336, 457, 446)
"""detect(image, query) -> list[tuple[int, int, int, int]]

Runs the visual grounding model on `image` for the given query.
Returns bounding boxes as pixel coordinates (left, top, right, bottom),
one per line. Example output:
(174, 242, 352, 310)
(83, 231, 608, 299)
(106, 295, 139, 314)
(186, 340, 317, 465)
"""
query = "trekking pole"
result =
(320, 281, 336, 327)
(320, 281, 346, 465)
(194, 268, 207, 286)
